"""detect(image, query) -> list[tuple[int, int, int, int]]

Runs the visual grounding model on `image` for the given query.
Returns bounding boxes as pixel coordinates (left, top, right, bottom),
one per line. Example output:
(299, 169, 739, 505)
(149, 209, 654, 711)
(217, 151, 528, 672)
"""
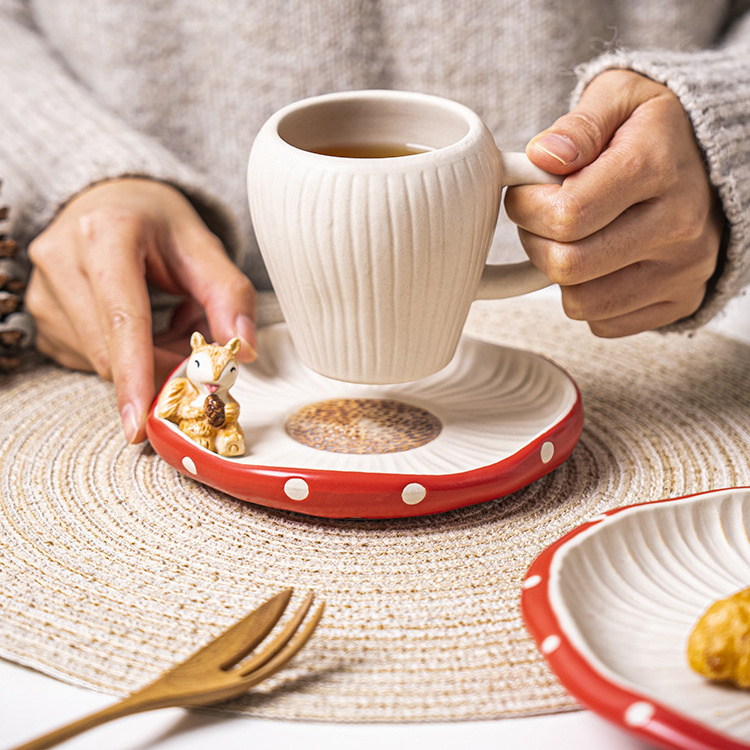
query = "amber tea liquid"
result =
(309, 142, 432, 158)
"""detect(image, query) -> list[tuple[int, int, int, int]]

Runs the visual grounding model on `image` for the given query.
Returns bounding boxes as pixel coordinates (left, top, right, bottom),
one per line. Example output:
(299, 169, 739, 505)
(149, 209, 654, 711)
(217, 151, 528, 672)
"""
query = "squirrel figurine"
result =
(157, 332, 245, 456)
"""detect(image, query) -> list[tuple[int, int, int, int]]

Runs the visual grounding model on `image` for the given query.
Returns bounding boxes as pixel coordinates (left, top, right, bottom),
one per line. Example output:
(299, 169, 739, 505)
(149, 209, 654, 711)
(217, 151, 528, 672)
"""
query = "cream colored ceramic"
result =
(248, 90, 560, 384)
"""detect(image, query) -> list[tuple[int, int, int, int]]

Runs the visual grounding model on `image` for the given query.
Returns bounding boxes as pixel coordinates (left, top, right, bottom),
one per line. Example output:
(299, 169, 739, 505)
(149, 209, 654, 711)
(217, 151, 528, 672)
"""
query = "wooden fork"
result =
(12, 588, 324, 750)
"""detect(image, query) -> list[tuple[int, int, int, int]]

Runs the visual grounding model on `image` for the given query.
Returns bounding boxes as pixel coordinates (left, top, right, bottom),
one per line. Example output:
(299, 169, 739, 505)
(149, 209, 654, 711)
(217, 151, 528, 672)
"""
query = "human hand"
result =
(504, 69, 724, 337)
(26, 178, 257, 443)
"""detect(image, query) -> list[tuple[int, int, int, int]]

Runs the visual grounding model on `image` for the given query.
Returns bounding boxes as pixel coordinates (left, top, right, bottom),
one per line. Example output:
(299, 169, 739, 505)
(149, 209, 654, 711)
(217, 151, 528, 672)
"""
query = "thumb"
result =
(526, 70, 646, 175)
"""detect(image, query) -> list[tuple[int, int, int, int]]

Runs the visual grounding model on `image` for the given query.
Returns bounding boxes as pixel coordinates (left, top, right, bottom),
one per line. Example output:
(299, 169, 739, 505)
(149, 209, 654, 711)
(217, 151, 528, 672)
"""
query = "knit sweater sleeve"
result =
(573, 10, 750, 330)
(0, 2, 238, 253)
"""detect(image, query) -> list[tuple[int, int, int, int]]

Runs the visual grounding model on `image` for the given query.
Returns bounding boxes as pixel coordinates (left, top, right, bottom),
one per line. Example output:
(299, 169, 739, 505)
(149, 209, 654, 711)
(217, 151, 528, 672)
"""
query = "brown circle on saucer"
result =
(285, 397, 442, 454)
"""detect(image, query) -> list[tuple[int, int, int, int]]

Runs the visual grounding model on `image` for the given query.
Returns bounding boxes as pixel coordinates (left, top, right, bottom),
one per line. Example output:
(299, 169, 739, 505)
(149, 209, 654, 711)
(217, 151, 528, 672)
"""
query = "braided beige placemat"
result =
(1, 296, 749, 722)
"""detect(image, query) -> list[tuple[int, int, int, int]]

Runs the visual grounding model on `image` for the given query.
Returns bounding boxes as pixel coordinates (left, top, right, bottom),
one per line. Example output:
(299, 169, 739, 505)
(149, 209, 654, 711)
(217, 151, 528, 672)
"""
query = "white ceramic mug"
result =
(248, 89, 560, 384)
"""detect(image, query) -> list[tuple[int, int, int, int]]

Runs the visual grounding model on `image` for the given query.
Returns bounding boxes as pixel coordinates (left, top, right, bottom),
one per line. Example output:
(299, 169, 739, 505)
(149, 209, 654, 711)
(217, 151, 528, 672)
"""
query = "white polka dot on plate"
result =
(284, 478, 309, 501)
(401, 483, 426, 505)
(181, 456, 197, 475)
(541, 635, 561, 654)
(522, 575, 542, 590)
(540, 441, 555, 464)
(625, 701, 655, 727)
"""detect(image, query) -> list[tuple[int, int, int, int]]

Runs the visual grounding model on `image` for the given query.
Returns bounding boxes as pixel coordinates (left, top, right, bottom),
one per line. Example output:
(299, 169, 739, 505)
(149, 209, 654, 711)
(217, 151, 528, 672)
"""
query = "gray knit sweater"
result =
(1, 0, 749, 328)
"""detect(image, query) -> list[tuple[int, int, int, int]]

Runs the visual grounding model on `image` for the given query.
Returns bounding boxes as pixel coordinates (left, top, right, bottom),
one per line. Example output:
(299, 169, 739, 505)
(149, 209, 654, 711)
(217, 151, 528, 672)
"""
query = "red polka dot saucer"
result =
(147, 324, 583, 519)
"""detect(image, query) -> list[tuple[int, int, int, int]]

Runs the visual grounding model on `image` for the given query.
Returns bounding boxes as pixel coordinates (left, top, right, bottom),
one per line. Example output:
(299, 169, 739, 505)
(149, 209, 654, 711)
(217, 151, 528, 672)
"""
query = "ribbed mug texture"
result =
(249, 92, 502, 384)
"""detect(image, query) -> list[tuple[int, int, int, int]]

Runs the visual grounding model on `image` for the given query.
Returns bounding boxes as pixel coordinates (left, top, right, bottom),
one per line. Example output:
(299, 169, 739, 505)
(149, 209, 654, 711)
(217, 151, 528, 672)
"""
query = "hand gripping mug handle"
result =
(475, 151, 563, 300)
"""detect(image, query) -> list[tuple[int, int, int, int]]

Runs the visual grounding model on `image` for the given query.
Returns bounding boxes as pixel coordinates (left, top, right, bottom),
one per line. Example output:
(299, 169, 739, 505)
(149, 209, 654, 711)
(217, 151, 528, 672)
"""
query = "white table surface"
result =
(3, 288, 748, 750)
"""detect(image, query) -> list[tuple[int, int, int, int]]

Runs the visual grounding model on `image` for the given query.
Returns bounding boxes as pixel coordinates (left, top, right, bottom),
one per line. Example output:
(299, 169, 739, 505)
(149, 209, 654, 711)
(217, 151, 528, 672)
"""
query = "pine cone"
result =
(204, 393, 226, 428)
(0, 181, 34, 373)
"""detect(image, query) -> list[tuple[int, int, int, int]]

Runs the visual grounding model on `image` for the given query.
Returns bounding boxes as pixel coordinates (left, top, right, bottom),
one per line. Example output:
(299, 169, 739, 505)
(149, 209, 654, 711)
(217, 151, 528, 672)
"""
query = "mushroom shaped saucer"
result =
(522, 487, 750, 750)
(147, 324, 583, 518)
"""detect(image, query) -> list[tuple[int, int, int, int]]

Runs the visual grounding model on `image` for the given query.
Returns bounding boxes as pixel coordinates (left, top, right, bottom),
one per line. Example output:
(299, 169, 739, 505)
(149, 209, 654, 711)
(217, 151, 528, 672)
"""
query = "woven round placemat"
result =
(1, 295, 749, 722)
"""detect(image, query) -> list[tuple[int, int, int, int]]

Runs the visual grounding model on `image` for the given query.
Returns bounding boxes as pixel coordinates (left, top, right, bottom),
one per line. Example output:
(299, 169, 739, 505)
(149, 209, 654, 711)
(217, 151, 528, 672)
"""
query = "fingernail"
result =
(532, 134, 579, 166)
(235, 314, 258, 360)
(121, 402, 144, 444)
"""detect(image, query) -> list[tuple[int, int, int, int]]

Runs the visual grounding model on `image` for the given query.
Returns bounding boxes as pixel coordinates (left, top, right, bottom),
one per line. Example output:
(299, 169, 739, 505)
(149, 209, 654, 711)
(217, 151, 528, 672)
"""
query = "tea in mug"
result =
(308, 142, 432, 158)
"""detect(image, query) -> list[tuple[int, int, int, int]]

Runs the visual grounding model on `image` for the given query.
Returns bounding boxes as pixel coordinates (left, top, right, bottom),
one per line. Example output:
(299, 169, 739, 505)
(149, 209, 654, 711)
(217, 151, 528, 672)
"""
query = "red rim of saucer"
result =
(521, 487, 750, 750)
(146, 379, 584, 520)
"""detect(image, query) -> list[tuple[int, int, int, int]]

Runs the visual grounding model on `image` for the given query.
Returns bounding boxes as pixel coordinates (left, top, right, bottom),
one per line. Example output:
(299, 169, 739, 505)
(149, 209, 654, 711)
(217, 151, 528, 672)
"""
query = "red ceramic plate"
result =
(147, 324, 583, 518)
(522, 487, 750, 750)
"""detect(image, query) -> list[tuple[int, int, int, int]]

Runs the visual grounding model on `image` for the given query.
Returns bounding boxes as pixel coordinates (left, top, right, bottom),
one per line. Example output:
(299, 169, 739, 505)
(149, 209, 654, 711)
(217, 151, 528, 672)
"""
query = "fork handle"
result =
(10, 693, 156, 750)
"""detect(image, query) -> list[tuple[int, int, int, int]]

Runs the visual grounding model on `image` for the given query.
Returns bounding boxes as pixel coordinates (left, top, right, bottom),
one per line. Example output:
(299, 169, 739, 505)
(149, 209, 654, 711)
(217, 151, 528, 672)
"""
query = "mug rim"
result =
(264, 89, 488, 164)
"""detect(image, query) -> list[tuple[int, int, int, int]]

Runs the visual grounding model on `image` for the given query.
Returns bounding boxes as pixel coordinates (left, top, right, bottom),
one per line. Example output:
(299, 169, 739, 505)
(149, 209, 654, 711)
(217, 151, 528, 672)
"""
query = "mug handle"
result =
(475, 151, 563, 300)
